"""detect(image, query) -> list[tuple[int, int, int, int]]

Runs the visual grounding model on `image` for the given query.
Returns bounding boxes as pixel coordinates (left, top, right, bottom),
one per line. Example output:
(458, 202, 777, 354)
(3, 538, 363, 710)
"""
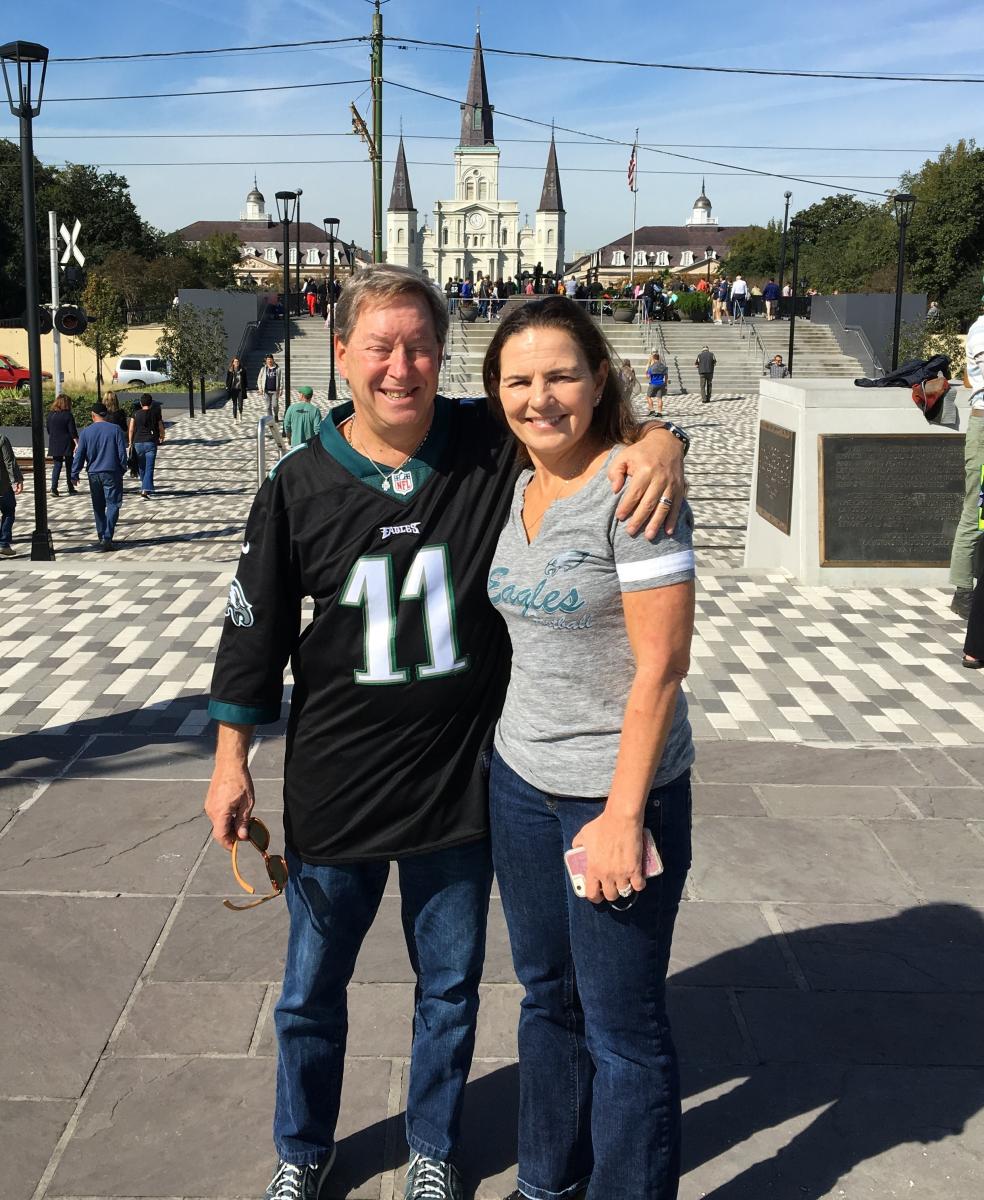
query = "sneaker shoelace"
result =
(407, 1154, 453, 1200)
(270, 1162, 308, 1200)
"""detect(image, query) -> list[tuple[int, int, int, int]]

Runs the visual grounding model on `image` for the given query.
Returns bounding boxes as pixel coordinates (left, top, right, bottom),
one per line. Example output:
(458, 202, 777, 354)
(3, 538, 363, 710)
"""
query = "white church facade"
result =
(386, 30, 565, 285)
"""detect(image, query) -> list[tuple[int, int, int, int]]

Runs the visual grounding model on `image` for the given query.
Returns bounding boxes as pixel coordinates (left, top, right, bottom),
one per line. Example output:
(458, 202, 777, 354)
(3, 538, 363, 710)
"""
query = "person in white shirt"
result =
(730, 274, 749, 321)
(949, 306, 984, 620)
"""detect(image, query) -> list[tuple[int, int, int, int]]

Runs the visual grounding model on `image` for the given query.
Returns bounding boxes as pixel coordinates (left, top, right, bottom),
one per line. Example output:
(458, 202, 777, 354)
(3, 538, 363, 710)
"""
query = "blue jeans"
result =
(0, 489, 15, 547)
(273, 838, 494, 1166)
(134, 441, 157, 493)
(50, 456, 75, 492)
(490, 752, 692, 1200)
(87, 471, 123, 541)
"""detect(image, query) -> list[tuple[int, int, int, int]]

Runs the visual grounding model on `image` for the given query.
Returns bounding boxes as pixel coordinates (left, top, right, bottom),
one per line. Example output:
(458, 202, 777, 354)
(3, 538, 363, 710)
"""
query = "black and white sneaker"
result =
(404, 1152, 462, 1200)
(263, 1149, 336, 1200)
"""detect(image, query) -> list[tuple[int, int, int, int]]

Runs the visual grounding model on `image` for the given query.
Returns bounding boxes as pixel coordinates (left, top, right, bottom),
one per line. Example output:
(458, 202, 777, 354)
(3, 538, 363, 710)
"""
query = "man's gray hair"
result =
(334, 264, 449, 346)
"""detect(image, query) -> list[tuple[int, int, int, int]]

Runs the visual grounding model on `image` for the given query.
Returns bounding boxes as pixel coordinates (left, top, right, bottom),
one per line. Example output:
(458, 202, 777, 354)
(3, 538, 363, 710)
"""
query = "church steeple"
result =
(537, 132, 564, 213)
(459, 29, 495, 147)
(388, 135, 414, 212)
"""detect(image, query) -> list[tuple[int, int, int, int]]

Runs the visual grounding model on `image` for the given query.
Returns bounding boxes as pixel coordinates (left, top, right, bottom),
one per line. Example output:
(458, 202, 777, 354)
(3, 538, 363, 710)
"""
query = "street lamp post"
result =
(1, 40, 53, 561)
(294, 187, 303, 315)
(705, 245, 714, 289)
(787, 218, 809, 376)
(323, 217, 340, 404)
(891, 192, 917, 371)
(777, 190, 793, 316)
(274, 191, 298, 411)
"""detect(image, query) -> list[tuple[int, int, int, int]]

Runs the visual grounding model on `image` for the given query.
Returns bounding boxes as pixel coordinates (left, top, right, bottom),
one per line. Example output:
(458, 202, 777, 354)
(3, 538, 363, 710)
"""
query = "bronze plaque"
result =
(755, 420, 796, 535)
(818, 433, 965, 566)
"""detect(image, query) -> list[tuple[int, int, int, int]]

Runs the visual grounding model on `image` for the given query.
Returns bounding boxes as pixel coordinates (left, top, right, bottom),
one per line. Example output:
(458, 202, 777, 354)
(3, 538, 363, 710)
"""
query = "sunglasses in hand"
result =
(223, 817, 288, 911)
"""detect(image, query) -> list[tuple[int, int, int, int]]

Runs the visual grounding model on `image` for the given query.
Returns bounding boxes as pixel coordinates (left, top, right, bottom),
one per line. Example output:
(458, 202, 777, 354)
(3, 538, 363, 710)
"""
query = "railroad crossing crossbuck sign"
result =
(59, 220, 85, 267)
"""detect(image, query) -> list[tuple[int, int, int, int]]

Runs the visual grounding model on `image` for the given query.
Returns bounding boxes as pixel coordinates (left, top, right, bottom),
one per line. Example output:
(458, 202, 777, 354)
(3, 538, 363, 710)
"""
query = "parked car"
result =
(112, 355, 170, 387)
(0, 354, 53, 393)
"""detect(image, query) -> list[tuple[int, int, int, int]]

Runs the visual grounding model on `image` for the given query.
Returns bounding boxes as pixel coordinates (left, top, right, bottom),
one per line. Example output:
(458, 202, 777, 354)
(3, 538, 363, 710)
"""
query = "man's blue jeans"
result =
(273, 838, 494, 1166)
(0, 489, 15, 547)
(490, 751, 692, 1200)
(87, 471, 123, 541)
(134, 441, 157, 493)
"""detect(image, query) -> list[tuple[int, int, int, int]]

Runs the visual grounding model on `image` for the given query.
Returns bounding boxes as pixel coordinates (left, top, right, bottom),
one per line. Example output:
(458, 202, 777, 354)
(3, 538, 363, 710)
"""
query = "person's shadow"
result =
(329, 903, 984, 1198)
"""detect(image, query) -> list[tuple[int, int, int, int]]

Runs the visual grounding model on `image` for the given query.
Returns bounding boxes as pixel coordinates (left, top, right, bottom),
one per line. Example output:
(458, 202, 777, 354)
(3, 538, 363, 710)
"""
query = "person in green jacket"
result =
(282, 386, 323, 446)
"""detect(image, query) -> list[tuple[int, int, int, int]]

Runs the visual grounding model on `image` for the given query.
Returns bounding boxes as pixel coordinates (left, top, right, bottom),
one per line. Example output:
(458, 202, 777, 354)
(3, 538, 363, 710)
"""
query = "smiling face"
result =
(497, 326, 608, 467)
(335, 296, 442, 443)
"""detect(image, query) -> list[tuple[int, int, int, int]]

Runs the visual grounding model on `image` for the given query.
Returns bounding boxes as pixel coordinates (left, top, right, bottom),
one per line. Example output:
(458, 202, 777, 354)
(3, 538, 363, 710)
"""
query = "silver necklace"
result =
(345, 416, 431, 493)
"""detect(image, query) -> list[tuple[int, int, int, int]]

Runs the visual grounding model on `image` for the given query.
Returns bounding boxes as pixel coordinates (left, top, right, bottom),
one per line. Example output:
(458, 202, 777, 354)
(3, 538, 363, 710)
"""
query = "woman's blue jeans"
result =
(134, 441, 157, 492)
(273, 838, 493, 1167)
(490, 751, 692, 1200)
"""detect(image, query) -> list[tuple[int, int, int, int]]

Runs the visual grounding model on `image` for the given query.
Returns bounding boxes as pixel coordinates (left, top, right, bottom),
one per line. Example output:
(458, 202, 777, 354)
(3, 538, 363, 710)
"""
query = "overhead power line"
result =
(43, 78, 370, 103)
(386, 35, 984, 84)
(383, 79, 891, 198)
(49, 37, 368, 63)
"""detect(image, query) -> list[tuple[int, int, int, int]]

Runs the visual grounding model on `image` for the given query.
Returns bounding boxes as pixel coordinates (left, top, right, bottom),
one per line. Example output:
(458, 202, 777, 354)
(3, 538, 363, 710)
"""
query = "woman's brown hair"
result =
(482, 296, 636, 464)
(51, 393, 71, 412)
(104, 393, 120, 412)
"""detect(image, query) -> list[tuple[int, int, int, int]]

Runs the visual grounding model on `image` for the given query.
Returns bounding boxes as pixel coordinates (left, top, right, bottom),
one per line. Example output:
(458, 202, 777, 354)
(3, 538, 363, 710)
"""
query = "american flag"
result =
(627, 140, 638, 192)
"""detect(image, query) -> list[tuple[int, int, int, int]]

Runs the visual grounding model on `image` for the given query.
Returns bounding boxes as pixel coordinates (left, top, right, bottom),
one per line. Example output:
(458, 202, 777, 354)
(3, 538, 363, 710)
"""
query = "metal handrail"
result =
(816, 300, 885, 377)
(256, 414, 285, 488)
(747, 321, 769, 372)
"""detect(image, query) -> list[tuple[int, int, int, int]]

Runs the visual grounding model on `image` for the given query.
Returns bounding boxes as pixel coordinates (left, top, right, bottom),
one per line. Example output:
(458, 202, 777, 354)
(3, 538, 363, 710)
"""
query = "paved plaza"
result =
(2, 389, 983, 1199)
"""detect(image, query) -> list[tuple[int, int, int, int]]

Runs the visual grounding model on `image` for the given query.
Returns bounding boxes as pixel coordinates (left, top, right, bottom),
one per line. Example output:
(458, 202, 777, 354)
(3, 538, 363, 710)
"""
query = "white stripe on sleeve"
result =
(616, 549, 696, 585)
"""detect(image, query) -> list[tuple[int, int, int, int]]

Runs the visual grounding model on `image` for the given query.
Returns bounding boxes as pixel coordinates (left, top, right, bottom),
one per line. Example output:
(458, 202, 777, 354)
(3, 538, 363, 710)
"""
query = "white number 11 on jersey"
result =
(340, 545, 470, 684)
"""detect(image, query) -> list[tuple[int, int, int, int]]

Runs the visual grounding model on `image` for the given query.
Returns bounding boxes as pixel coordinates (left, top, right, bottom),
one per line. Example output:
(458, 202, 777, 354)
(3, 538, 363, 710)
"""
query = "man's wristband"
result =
(650, 419, 690, 456)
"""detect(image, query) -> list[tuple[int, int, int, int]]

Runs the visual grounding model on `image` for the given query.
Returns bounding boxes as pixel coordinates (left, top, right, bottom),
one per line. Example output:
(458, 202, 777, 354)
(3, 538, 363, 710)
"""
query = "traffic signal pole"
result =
(48, 211, 62, 395)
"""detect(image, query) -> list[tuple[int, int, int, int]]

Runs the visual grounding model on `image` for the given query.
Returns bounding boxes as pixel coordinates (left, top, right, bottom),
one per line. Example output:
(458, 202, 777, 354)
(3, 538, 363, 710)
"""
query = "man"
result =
(762, 277, 781, 320)
(949, 306, 984, 619)
(730, 274, 749, 321)
(282, 385, 322, 446)
(257, 354, 284, 420)
(0, 433, 24, 557)
(765, 354, 790, 380)
(695, 345, 716, 403)
(71, 401, 128, 550)
(204, 266, 688, 1200)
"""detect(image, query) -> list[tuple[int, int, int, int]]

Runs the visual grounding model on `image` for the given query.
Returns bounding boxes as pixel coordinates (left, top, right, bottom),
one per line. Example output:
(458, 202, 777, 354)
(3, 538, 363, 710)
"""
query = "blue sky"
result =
(4, 0, 983, 256)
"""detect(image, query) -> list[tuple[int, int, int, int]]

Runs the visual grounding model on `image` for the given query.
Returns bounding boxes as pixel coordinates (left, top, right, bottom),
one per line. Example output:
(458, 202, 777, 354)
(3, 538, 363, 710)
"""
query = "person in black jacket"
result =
(127, 392, 166, 498)
(226, 357, 248, 421)
(46, 394, 80, 496)
(103, 393, 129, 434)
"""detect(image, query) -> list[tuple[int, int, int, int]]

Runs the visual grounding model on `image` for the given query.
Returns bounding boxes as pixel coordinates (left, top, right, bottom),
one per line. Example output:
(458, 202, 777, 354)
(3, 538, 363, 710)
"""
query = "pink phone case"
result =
(564, 829, 663, 898)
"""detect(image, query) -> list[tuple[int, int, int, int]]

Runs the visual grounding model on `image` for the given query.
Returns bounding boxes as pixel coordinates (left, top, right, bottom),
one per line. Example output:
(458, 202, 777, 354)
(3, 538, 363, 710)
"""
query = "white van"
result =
(113, 355, 170, 387)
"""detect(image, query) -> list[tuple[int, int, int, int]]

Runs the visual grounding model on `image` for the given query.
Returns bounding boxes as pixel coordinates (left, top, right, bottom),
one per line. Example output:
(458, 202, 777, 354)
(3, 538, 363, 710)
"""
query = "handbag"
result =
(127, 446, 139, 477)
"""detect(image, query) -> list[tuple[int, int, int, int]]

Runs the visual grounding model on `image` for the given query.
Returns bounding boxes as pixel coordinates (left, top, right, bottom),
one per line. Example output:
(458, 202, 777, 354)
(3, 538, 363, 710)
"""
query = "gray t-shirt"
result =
(490, 449, 696, 797)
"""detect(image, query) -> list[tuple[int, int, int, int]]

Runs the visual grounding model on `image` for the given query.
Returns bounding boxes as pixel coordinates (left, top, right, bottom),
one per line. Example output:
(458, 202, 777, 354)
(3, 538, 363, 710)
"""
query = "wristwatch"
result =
(658, 420, 690, 456)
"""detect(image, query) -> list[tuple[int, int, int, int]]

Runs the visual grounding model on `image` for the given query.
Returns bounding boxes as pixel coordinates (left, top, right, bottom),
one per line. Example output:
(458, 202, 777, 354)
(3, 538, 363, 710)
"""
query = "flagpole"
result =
(629, 128, 638, 287)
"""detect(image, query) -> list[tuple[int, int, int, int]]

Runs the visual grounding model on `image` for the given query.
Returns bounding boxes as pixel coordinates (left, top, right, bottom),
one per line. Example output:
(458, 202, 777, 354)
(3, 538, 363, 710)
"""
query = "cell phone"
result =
(564, 828, 663, 899)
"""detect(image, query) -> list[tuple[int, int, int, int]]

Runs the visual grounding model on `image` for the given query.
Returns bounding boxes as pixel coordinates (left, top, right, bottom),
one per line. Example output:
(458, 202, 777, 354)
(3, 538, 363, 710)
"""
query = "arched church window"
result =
(501, 227, 508, 245)
(547, 230, 554, 245)
(472, 108, 482, 130)
(465, 180, 475, 201)
(443, 227, 449, 245)
(478, 179, 487, 200)
(397, 228, 405, 244)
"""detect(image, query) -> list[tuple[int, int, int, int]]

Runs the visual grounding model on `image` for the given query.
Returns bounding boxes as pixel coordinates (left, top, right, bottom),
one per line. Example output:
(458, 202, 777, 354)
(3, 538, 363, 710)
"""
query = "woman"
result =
(483, 297, 696, 1200)
(127, 392, 165, 498)
(46, 394, 79, 496)
(617, 357, 640, 402)
(226, 356, 248, 421)
(962, 569, 984, 668)
(646, 350, 669, 419)
(103, 392, 128, 434)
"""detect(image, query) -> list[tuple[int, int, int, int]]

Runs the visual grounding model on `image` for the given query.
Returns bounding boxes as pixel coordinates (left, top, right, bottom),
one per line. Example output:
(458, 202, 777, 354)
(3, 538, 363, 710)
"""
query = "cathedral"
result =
(386, 30, 565, 284)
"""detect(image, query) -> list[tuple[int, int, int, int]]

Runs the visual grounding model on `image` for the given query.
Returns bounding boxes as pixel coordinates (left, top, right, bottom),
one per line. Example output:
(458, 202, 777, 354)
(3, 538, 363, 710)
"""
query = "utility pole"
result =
(370, 0, 384, 262)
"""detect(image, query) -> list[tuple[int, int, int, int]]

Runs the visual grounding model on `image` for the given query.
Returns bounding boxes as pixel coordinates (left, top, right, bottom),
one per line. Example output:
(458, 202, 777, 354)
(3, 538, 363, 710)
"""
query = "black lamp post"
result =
(777, 190, 793, 315)
(1, 40, 53, 561)
(294, 187, 303, 315)
(705, 245, 714, 288)
(891, 192, 917, 371)
(323, 217, 340, 404)
(275, 191, 298, 410)
(786, 218, 809, 376)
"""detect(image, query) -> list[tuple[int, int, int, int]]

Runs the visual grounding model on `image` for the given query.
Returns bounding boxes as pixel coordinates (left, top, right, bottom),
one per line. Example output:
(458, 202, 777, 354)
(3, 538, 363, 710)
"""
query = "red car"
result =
(0, 354, 53, 393)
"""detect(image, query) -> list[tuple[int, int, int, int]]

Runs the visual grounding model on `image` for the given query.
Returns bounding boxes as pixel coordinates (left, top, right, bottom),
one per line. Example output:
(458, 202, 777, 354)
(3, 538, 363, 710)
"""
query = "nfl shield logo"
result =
(391, 470, 414, 495)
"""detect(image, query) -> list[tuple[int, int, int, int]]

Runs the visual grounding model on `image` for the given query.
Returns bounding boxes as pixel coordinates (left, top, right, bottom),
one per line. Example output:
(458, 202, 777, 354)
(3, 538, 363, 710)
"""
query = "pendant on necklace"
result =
(390, 469, 414, 496)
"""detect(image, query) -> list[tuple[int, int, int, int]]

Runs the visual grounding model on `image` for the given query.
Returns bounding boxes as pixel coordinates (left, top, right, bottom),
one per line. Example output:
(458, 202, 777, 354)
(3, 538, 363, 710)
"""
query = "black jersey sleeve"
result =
(208, 476, 302, 726)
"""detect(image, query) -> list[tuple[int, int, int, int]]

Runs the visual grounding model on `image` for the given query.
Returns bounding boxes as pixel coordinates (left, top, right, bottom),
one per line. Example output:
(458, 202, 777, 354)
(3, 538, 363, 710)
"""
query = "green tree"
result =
(901, 140, 984, 326)
(78, 271, 128, 386)
(185, 232, 243, 289)
(720, 220, 782, 282)
(898, 316, 966, 376)
(0, 138, 58, 316)
(156, 305, 227, 393)
(38, 163, 151, 265)
(794, 194, 896, 293)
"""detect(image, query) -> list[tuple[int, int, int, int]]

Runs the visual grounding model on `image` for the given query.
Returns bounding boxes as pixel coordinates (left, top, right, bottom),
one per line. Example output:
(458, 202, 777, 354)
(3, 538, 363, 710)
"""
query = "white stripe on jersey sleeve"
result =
(616, 549, 696, 585)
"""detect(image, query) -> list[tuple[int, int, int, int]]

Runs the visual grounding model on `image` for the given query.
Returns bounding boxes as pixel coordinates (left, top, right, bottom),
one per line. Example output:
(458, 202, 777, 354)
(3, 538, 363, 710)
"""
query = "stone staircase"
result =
(249, 311, 350, 401)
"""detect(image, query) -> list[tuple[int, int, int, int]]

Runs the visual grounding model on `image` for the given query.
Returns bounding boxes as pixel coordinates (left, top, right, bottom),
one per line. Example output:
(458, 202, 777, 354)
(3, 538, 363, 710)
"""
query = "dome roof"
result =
(247, 186, 264, 203)
(693, 177, 711, 209)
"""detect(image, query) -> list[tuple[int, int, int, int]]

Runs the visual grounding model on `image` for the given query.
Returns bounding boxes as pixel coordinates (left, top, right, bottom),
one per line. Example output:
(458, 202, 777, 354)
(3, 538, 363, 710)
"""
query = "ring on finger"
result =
(657, 496, 673, 507)
(617, 884, 634, 898)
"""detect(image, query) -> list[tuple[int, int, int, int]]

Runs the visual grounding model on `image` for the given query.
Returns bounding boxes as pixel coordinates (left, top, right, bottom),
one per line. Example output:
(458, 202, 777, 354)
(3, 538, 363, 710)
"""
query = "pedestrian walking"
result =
(618, 358, 640, 401)
(0, 432, 24, 557)
(762, 277, 781, 320)
(127, 392, 166, 499)
(46, 394, 79, 496)
(281, 385, 322, 446)
(305, 281, 317, 318)
(103, 392, 129, 435)
(695, 345, 716, 403)
(257, 354, 284, 421)
(71, 402, 128, 550)
(646, 351, 668, 418)
(204, 265, 687, 1200)
(226, 357, 248, 421)
(730, 274, 749, 321)
(949, 308, 984, 620)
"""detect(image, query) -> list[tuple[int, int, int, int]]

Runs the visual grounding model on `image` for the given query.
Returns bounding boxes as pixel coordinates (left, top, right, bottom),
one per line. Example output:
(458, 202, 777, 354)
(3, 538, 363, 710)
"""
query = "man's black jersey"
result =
(208, 397, 516, 863)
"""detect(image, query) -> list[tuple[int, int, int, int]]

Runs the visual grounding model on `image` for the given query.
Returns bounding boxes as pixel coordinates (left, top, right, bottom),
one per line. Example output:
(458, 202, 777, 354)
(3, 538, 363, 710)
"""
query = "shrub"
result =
(674, 291, 712, 320)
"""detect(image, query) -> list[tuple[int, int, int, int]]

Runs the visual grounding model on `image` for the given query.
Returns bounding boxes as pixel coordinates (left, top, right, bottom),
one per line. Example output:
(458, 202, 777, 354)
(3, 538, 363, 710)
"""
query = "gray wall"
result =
(809, 293, 927, 376)
(177, 289, 270, 362)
